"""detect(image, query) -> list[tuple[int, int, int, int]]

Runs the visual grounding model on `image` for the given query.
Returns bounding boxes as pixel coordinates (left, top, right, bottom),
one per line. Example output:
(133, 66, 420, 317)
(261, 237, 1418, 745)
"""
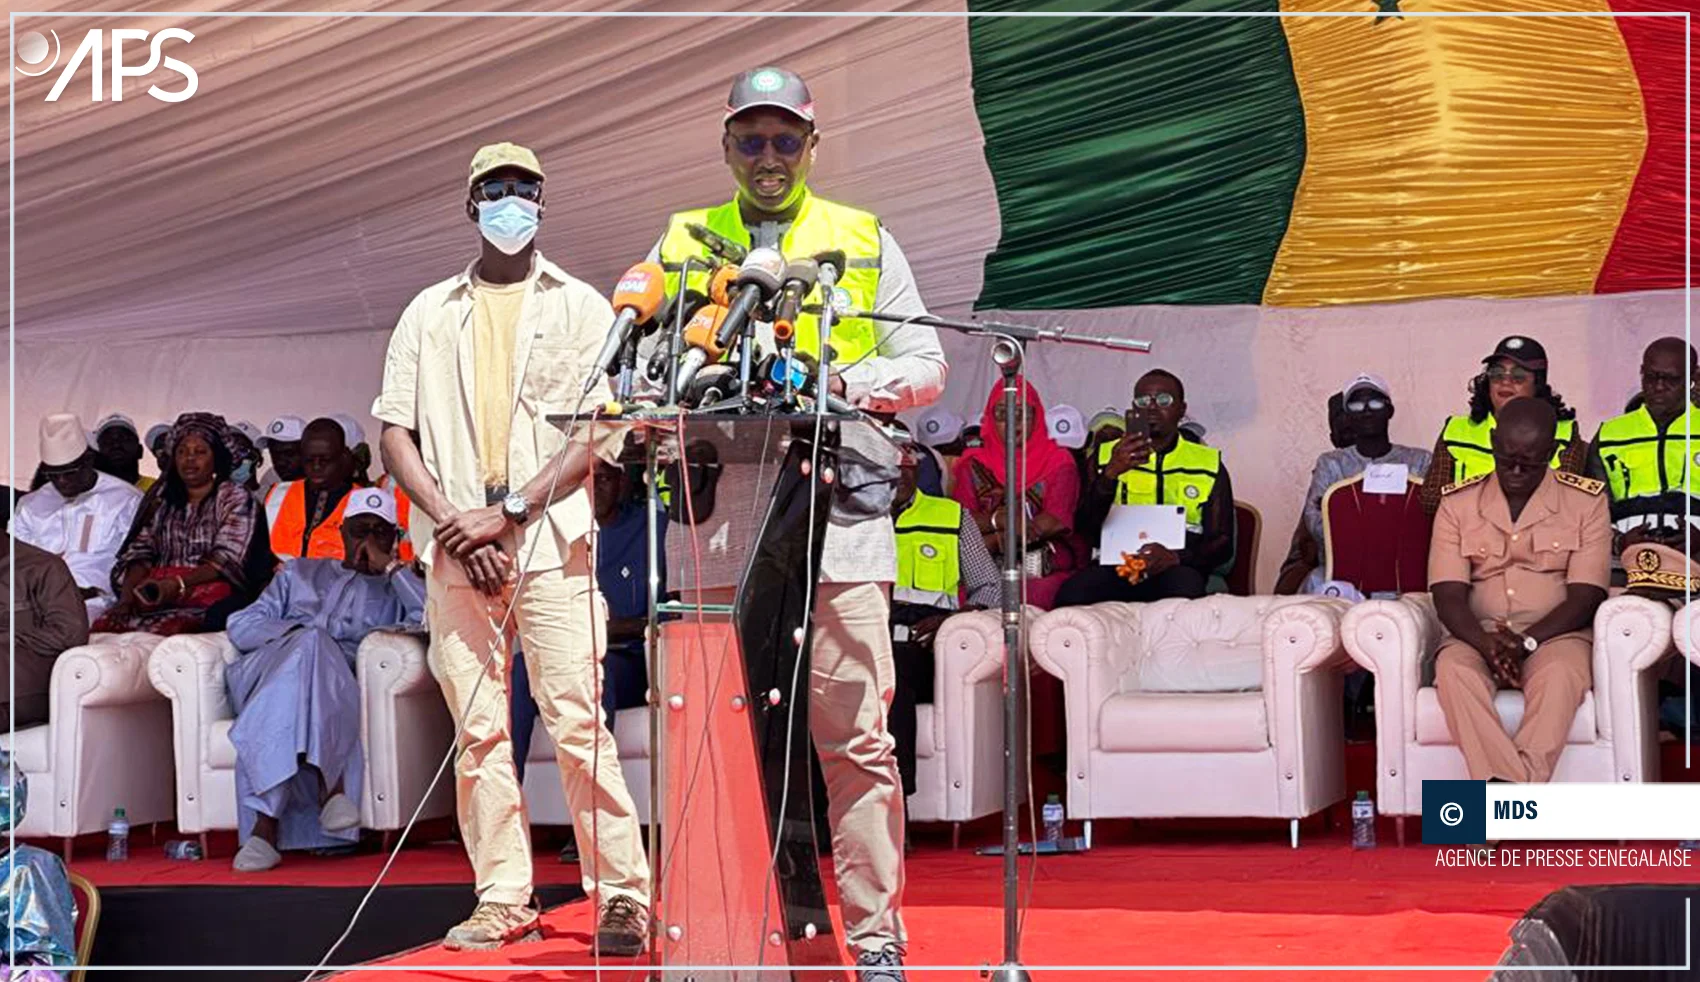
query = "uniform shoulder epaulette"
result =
(1553, 471, 1605, 496)
(1441, 472, 1489, 496)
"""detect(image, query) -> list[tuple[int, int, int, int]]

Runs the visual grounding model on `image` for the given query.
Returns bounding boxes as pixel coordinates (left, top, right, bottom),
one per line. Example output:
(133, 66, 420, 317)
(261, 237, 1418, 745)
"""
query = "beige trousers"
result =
(1434, 633, 1593, 783)
(809, 580, 907, 954)
(426, 545, 651, 908)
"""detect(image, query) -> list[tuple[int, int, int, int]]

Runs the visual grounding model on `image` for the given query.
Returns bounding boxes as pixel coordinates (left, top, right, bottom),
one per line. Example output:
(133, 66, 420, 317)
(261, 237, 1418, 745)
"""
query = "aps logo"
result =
(15, 28, 197, 102)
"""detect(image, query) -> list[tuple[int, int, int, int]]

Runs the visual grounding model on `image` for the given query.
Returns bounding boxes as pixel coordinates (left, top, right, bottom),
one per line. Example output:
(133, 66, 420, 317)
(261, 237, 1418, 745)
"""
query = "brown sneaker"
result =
(593, 895, 649, 956)
(443, 901, 542, 951)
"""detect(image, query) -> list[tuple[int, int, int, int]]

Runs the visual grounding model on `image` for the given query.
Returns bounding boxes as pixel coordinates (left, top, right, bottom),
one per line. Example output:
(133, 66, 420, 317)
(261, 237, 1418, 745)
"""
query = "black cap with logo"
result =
(724, 67, 816, 125)
(1482, 335, 1549, 371)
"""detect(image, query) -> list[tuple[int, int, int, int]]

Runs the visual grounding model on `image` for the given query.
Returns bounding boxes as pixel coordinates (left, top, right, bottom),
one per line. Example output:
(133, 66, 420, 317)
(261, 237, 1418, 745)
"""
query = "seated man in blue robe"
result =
(225, 487, 425, 872)
(1, 751, 77, 976)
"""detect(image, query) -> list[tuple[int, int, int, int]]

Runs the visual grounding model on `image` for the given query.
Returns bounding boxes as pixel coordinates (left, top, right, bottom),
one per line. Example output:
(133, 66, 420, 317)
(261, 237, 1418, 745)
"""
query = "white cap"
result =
(1342, 373, 1392, 401)
(259, 415, 307, 448)
(915, 407, 964, 448)
(40, 413, 88, 467)
(329, 413, 366, 447)
(144, 423, 172, 452)
(93, 413, 138, 438)
(342, 486, 397, 526)
(1179, 416, 1208, 442)
(233, 420, 264, 445)
(1048, 404, 1086, 449)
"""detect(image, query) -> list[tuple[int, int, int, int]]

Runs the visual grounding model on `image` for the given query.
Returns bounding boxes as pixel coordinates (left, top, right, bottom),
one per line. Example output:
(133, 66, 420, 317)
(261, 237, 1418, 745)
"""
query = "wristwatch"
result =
(501, 492, 532, 526)
(1520, 633, 1539, 653)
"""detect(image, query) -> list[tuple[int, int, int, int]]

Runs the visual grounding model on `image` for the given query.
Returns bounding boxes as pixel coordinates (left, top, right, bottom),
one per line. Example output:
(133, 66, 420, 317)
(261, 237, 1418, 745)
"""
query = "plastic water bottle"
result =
(1041, 794, 1066, 844)
(105, 807, 130, 862)
(1351, 791, 1376, 849)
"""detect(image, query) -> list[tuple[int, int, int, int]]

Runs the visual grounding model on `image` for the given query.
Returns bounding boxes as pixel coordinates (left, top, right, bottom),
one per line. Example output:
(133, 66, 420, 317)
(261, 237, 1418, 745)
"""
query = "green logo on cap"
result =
(750, 70, 784, 93)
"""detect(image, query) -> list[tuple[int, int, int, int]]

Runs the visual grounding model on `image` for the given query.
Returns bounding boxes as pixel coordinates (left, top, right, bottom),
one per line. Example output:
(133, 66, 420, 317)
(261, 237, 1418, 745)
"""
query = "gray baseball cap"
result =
(724, 67, 815, 125)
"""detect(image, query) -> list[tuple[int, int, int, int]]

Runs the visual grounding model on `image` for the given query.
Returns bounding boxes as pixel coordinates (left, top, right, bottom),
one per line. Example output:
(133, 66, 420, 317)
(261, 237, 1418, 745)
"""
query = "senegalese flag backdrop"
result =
(967, 0, 1691, 310)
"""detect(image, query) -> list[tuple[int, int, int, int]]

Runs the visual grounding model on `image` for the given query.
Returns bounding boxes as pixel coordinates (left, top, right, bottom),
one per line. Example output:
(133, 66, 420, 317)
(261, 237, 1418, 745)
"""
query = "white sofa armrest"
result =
(1341, 595, 1438, 812)
(43, 633, 174, 836)
(1261, 599, 1349, 815)
(1030, 603, 1141, 818)
(931, 610, 1014, 821)
(1593, 595, 1673, 783)
(357, 630, 453, 829)
(147, 632, 238, 830)
(1672, 599, 1700, 669)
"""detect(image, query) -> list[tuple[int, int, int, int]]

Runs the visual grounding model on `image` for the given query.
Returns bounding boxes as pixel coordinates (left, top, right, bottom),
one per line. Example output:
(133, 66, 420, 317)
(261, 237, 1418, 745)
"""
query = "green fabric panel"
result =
(968, 0, 1307, 308)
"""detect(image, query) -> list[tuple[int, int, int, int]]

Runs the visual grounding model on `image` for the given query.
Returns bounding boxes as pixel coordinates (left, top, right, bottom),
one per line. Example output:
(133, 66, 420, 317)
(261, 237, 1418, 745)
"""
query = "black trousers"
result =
(1054, 563, 1208, 608)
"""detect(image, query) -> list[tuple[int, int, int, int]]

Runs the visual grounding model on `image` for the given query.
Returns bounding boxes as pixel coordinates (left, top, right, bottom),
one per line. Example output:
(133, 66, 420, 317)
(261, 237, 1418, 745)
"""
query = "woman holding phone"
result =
(951, 378, 1083, 610)
(95, 413, 273, 636)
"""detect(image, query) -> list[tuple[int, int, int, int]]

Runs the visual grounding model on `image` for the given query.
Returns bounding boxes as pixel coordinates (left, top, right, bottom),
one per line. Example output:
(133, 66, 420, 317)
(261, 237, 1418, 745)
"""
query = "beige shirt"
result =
(1429, 470, 1612, 633)
(471, 277, 526, 489)
(372, 253, 625, 578)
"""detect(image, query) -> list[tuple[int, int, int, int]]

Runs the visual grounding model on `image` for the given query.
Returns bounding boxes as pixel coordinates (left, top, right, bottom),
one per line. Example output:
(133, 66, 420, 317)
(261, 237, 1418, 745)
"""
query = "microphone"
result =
(674, 247, 785, 399)
(757, 351, 855, 414)
(671, 303, 730, 402)
(771, 259, 819, 344)
(813, 250, 847, 289)
(706, 264, 740, 307)
(585, 261, 666, 394)
(646, 290, 708, 382)
(686, 222, 749, 264)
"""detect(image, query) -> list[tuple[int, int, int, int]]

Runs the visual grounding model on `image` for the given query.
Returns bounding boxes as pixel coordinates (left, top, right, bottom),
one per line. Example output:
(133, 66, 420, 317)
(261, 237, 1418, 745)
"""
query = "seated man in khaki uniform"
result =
(1429, 397, 1611, 784)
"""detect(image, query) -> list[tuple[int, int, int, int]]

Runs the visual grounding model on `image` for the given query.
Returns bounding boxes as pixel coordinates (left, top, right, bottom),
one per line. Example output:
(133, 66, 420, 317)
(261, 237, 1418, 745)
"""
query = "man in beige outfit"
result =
(372, 142, 650, 953)
(1429, 397, 1611, 786)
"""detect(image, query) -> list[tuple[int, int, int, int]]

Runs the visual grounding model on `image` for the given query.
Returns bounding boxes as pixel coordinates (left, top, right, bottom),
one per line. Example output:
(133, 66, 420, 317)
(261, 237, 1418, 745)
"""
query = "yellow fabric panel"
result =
(1265, 0, 1648, 306)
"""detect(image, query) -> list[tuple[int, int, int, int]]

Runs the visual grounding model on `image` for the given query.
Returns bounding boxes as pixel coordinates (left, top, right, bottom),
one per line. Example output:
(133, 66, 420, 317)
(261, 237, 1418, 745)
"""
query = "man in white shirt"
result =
(13, 413, 143, 622)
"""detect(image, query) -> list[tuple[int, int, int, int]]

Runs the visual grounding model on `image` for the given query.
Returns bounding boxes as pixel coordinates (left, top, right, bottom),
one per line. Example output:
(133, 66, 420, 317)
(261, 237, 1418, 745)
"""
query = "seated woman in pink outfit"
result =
(950, 378, 1082, 610)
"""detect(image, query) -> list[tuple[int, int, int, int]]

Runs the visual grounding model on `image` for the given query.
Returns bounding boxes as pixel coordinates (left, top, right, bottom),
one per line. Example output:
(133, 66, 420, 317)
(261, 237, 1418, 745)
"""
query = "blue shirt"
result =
(597, 500, 664, 623)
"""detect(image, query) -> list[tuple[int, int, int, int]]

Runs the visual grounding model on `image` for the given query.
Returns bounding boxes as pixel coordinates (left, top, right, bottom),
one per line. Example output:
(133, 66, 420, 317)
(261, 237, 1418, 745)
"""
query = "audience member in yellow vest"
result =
(1429, 398, 1609, 791)
(264, 418, 359, 563)
(256, 414, 307, 495)
(1585, 337, 1700, 566)
(1419, 336, 1587, 516)
(91, 413, 154, 493)
(1057, 370, 1235, 608)
(647, 67, 948, 979)
(889, 442, 1000, 801)
(373, 142, 649, 954)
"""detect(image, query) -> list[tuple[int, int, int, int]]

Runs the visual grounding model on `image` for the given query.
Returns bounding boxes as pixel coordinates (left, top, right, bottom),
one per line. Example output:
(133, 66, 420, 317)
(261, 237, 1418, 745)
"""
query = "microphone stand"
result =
(831, 306, 1149, 982)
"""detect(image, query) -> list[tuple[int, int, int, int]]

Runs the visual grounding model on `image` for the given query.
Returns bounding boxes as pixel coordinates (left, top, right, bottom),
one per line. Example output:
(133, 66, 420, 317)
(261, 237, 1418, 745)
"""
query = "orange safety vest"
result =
(264, 481, 352, 561)
(375, 475, 417, 562)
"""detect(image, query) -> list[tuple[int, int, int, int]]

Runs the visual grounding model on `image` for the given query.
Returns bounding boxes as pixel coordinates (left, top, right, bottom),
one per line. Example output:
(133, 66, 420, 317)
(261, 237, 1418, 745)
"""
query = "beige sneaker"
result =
(443, 902, 542, 951)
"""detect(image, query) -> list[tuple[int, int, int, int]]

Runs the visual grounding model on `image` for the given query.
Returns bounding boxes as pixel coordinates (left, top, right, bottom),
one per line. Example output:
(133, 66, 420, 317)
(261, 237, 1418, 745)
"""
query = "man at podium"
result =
(649, 66, 947, 981)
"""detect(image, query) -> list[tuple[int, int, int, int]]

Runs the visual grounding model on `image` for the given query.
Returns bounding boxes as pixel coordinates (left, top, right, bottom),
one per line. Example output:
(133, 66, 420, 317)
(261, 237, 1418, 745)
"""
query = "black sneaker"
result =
(594, 895, 648, 956)
(855, 943, 907, 982)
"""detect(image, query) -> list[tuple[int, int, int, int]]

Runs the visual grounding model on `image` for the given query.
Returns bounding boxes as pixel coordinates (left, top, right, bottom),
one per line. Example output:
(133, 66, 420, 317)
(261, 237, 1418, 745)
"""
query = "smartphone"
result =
(1125, 408, 1151, 442)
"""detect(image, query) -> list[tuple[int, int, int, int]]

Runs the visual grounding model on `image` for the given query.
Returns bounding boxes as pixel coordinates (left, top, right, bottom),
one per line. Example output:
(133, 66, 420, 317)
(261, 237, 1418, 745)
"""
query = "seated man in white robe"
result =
(224, 487, 425, 872)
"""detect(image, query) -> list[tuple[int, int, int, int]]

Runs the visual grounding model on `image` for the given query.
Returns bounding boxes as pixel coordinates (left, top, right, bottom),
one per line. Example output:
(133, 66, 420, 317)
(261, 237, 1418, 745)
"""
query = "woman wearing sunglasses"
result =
(1419, 335, 1586, 516)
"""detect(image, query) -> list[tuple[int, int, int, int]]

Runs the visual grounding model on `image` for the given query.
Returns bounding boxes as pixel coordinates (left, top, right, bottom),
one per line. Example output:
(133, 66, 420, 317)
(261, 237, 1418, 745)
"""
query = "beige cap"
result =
(39, 413, 89, 468)
(468, 142, 544, 187)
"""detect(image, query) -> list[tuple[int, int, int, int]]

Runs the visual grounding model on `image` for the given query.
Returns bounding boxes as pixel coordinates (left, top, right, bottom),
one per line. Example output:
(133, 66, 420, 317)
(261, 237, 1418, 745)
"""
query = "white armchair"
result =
(1030, 596, 1350, 848)
(906, 610, 1024, 845)
(147, 629, 456, 851)
(1, 633, 175, 858)
(521, 708, 652, 827)
(1342, 594, 1671, 844)
(1670, 599, 1700, 671)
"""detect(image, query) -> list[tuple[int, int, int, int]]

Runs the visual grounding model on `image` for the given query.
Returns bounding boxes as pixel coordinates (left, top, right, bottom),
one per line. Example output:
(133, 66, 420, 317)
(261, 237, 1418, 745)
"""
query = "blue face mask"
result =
(478, 197, 540, 255)
(232, 460, 254, 485)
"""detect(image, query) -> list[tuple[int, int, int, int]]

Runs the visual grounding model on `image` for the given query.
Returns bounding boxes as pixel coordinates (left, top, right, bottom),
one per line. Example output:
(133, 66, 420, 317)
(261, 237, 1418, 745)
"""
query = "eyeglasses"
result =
(472, 177, 543, 203)
(730, 132, 808, 158)
(1486, 366, 1533, 384)
(1132, 393, 1176, 409)
(1344, 397, 1388, 413)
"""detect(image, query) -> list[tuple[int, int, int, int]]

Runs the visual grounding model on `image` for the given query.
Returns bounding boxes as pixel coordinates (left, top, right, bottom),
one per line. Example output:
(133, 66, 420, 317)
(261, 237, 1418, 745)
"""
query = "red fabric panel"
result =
(1596, 3, 1696, 293)
(1323, 479, 1432, 596)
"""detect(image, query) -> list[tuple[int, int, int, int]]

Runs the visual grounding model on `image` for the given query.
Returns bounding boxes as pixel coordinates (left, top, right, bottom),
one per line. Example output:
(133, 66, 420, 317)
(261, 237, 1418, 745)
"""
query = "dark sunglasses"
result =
(1486, 365, 1533, 384)
(730, 132, 808, 157)
(472, 177, 543, 203)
